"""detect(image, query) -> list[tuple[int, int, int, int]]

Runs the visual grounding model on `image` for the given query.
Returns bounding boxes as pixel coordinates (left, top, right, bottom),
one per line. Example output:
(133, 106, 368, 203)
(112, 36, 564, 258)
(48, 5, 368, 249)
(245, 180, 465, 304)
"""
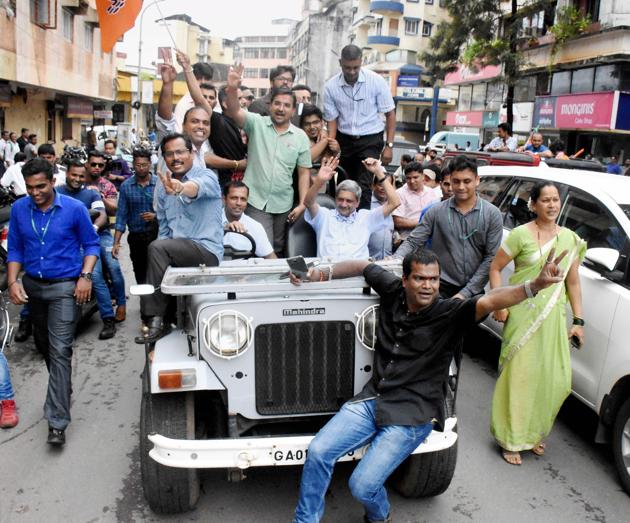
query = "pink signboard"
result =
(446, 111, 484, 127)
(555, 92, 615, 129)
(444, 65, 502, 86)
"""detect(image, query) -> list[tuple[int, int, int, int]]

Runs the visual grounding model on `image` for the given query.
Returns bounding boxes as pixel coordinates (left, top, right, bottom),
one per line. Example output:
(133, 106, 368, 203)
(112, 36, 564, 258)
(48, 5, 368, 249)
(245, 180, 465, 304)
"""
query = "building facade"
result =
(0, 0, 116, 152)
(233, 34, 291, 98)
(289, 0, 354, 104)
(350, 0, 454, 143)
(445, 0, 630, 160)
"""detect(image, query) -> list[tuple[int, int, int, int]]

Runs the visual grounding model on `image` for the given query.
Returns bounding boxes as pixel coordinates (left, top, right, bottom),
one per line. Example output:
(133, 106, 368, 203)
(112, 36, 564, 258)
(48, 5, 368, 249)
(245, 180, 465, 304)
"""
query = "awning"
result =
(400, 64, 423, 75)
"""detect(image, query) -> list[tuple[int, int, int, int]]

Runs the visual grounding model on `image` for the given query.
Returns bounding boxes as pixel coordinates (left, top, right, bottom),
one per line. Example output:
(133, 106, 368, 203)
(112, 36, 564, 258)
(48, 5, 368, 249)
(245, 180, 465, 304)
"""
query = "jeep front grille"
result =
(255, 321, 355, 415)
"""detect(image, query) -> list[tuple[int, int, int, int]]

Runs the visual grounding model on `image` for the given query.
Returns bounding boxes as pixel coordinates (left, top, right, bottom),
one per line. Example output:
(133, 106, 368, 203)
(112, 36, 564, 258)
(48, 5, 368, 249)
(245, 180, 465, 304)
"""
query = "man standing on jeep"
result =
(291, 248, 569, 522)
(136, 133, 223, 343)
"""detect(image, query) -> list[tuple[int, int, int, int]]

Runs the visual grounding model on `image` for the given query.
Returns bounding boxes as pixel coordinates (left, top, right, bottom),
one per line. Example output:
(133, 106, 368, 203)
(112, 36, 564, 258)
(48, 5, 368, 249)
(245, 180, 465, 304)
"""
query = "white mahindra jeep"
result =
(136, 258, 459, 514)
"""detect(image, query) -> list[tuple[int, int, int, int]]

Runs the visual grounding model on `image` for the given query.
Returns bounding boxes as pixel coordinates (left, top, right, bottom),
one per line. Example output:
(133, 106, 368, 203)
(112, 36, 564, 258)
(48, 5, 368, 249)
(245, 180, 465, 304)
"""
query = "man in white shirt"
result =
(1, 153, 26, 196)
(484, 123, 518, 152)
(173, 61, 214, 132)
(223, 181, 276, 259)
(2, 132, 20, 168)
(392, 161, 439, 240)
(304, 157, 400, 260)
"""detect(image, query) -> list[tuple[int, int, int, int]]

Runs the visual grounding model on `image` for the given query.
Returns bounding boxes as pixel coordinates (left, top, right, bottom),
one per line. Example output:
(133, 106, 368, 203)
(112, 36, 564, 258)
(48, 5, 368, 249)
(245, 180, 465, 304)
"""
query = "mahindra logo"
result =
(282, 308, 326, 317)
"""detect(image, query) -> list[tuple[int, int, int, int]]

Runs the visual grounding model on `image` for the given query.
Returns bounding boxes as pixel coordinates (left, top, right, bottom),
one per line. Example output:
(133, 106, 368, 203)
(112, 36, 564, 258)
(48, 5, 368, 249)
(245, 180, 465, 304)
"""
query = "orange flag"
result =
(96, 0, 143, 53)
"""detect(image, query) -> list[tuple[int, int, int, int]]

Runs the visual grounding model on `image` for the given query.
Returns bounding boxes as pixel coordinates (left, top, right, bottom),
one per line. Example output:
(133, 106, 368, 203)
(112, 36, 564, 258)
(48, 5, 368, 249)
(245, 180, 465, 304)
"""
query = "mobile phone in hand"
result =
(571, 335, 582, 349)
(286, 256, 310, 279)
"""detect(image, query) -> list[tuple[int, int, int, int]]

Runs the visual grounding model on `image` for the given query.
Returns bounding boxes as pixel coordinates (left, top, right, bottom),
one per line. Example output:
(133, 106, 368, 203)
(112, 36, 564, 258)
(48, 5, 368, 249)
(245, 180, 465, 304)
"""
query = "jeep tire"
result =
(140, 371, 200, 513)
(388, 439, 458, 498)
(612, 396, 630, 495)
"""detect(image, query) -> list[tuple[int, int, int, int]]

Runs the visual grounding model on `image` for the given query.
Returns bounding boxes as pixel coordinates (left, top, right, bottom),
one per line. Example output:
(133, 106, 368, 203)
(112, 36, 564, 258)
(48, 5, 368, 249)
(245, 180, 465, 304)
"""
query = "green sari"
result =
(490, 225, 586, 452)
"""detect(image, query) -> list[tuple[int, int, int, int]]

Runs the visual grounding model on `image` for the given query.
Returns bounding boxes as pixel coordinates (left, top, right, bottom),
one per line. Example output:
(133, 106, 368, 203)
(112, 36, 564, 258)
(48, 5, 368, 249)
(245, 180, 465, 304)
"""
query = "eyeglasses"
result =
(90, 162, 106, 168)
(275, 75, 293, 83)
(163, 149, 191, 159)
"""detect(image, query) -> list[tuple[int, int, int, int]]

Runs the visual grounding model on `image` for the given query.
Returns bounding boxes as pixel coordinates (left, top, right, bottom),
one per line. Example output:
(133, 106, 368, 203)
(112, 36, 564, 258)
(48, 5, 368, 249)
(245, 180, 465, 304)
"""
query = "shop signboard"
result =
(94, 110, 113, 119)
(397, 75, 420, 87)
(67, 97, 94, 119)
(482, 111, 500, 128)
(444, 64, 502, 86)
(534, 92, 615, 130)
(513, 102, 534, 134)
(397, 87, 429, 99)
(614, 92, 630, 131)
(446, 111, 483, 127)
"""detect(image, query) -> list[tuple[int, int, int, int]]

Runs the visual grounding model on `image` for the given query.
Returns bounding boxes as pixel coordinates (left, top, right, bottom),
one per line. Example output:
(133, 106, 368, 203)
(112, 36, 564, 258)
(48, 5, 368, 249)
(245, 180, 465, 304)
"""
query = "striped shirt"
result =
(323, 69, 395, 136)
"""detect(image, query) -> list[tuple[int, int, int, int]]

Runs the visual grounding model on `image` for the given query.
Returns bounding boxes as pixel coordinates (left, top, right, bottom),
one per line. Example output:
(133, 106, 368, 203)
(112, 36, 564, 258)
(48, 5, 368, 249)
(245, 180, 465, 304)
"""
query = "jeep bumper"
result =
(148, 417, 457, 469)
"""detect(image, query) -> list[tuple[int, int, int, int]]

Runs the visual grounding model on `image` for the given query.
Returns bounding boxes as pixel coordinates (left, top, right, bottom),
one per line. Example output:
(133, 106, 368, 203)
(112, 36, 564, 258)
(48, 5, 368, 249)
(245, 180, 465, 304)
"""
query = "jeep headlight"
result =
(202, 310, 252, 359)
(355, 304, 379, 350)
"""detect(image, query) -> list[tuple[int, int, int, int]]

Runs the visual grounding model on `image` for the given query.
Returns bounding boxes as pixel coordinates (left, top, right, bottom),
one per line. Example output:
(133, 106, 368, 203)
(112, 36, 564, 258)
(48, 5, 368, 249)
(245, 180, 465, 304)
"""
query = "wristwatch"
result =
(386, 142, 394, 148)
(80, 272, 93, 281)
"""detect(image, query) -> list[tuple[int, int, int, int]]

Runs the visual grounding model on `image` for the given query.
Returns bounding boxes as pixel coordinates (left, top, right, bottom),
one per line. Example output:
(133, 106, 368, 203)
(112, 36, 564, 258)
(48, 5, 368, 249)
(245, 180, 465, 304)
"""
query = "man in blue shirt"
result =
(7, 158, 100, 446)
(607, 156, 622, 175)
(57, 160, 117, 340)
(519, 132, 552, 158)
(136, 133, 223, 343)
(324, 45, 396, 210)
(113, 148, 158, 284)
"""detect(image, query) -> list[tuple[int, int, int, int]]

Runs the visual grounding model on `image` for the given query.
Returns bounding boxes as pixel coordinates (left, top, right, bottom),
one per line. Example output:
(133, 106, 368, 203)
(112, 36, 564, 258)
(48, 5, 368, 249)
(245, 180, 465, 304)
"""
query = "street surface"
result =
(1, 253, 629, 523)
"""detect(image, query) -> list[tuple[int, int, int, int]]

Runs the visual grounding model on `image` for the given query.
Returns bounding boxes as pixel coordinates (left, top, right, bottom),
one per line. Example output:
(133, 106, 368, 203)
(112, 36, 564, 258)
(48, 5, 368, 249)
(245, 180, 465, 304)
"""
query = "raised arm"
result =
(362, 158, 399, 216)
(157, 62, 177, 120)
(224, 64, 247, 128)
(304, 156, 340, 217)
(176, 50, 213, 116)
(476, 248, 567, 321)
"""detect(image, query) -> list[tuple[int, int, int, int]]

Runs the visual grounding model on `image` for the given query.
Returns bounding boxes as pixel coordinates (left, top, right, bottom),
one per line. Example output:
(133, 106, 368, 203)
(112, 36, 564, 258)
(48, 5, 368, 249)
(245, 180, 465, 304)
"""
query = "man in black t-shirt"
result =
(291, 248, 567, 523)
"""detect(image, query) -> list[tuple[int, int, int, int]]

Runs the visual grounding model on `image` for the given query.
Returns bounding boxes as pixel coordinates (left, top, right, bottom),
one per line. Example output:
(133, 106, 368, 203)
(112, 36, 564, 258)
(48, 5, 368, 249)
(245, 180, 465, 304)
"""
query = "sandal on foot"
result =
(531, 442, 546, 456)
(502, 449, 522, 465)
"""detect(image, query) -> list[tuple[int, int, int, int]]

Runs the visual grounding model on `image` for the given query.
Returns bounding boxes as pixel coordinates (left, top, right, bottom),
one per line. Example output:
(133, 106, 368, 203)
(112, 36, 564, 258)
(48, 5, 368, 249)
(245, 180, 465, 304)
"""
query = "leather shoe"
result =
(115, 305, 126, 323)
(47, 427, 65, 446)
(134, 316, 171, 344)
(99, 318, 116, 340)
(14, 318, 32, 342)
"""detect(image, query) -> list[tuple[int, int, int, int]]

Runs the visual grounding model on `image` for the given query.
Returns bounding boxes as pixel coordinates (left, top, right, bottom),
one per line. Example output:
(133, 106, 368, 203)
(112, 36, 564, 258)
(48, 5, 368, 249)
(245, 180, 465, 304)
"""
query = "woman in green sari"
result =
(489, 181, 586, 465)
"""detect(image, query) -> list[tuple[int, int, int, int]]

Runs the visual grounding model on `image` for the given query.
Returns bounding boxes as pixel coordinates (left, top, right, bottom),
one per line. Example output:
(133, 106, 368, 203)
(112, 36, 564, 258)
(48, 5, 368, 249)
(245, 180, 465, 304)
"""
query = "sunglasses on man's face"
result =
(90, 162, 106, 168)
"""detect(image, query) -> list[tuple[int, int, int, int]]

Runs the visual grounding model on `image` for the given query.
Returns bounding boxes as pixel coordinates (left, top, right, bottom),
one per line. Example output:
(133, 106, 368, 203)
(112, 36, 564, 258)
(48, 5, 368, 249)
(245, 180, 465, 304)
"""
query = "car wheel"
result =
(140, 369, 200, 514)
(388, 439, 458, 498)
(612, 396, 630, 495)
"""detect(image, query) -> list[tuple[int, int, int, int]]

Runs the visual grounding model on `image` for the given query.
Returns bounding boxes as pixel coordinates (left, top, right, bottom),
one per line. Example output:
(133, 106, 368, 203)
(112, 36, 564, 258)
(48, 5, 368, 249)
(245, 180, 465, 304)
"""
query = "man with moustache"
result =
(224, 63, 312, 256)
(136, 133, 222, 343)
(248, 65, 296, 116)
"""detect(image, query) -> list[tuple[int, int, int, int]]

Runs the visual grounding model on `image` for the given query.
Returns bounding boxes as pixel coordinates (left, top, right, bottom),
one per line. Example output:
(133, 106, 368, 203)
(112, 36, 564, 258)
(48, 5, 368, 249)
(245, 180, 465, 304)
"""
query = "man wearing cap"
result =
(392, 161, 439, 240)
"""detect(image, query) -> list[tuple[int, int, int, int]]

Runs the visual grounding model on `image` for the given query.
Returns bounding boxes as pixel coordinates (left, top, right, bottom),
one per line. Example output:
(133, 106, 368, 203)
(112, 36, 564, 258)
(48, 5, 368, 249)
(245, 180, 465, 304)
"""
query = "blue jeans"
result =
(92, 256, 114, 320)
(99, 233, 126, 306)
(294, 399, 433, 523)
(0, 352, 14, 400)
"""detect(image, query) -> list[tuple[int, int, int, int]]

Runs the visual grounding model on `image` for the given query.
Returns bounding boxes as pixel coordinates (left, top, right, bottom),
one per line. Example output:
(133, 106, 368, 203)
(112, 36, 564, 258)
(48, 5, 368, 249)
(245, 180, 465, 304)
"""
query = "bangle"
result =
(8, 279, 21, 288)
(524, 280, 538, 299)
(572, 317, 585, 326)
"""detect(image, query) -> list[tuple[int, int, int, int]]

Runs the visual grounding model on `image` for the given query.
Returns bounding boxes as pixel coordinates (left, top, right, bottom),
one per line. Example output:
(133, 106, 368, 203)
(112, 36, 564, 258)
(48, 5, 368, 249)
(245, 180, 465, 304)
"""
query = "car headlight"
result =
(355, 304, 379, 350)
(202, 310, 252, 359)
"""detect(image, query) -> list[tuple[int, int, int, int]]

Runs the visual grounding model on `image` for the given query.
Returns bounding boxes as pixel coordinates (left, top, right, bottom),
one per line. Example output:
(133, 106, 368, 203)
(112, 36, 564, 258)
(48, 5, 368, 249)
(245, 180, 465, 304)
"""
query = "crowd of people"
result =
(0, 44, 591, 523)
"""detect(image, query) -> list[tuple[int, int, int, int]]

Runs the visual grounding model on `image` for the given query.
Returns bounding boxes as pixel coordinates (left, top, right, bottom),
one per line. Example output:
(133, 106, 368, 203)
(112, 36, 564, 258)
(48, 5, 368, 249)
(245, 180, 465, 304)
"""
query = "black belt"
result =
(337, 131, 383, 141)
(26, 275, 78, 284)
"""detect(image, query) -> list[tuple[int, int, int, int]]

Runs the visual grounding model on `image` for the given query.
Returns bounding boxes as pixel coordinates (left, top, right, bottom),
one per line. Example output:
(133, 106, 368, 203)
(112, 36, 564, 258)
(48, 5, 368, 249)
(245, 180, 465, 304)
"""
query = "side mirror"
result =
(130, 284, 156, 296)
(584, 247, 620, 272)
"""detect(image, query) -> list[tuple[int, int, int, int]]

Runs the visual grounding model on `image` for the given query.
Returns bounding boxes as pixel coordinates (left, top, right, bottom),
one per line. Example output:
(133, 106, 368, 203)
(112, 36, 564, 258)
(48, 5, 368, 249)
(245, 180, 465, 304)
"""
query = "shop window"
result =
(458, 85, 472, 112)
(593, 64, 618, 92)
(486, 81, 504, 110)
(551, 71, 571, 95)
(471, 83, 487, 111)
(61, 8, 73, 42)
(571, 67, 594, 93)
(31, 0, 57, 28)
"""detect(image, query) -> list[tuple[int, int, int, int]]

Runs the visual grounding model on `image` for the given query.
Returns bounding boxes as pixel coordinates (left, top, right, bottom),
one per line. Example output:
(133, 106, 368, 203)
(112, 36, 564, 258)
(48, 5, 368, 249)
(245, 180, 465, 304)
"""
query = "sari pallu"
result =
(490, 226, 586, 452)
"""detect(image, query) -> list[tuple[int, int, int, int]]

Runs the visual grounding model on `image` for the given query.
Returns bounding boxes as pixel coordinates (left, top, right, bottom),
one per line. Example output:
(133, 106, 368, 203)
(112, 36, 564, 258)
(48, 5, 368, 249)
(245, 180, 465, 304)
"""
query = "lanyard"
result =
(30, 206, 57, 245)
(447, 197, 484, 240)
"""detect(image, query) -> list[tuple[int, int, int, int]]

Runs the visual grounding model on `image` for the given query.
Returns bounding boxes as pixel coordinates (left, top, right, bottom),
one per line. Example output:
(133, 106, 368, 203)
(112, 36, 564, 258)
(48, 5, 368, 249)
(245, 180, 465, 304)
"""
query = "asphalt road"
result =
(1, 255, 629, 522)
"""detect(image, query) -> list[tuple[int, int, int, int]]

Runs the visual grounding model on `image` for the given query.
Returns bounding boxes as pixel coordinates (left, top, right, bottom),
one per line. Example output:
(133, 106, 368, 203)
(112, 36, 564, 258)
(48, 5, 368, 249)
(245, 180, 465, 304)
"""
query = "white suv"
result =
(478, 165, 630, 495)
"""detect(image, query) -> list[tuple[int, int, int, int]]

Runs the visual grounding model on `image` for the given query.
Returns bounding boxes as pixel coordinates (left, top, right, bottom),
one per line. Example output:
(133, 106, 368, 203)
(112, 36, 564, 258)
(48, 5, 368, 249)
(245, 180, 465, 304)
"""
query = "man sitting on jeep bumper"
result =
(135, 133, 223, 343)
(291, 248, 568, 523)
